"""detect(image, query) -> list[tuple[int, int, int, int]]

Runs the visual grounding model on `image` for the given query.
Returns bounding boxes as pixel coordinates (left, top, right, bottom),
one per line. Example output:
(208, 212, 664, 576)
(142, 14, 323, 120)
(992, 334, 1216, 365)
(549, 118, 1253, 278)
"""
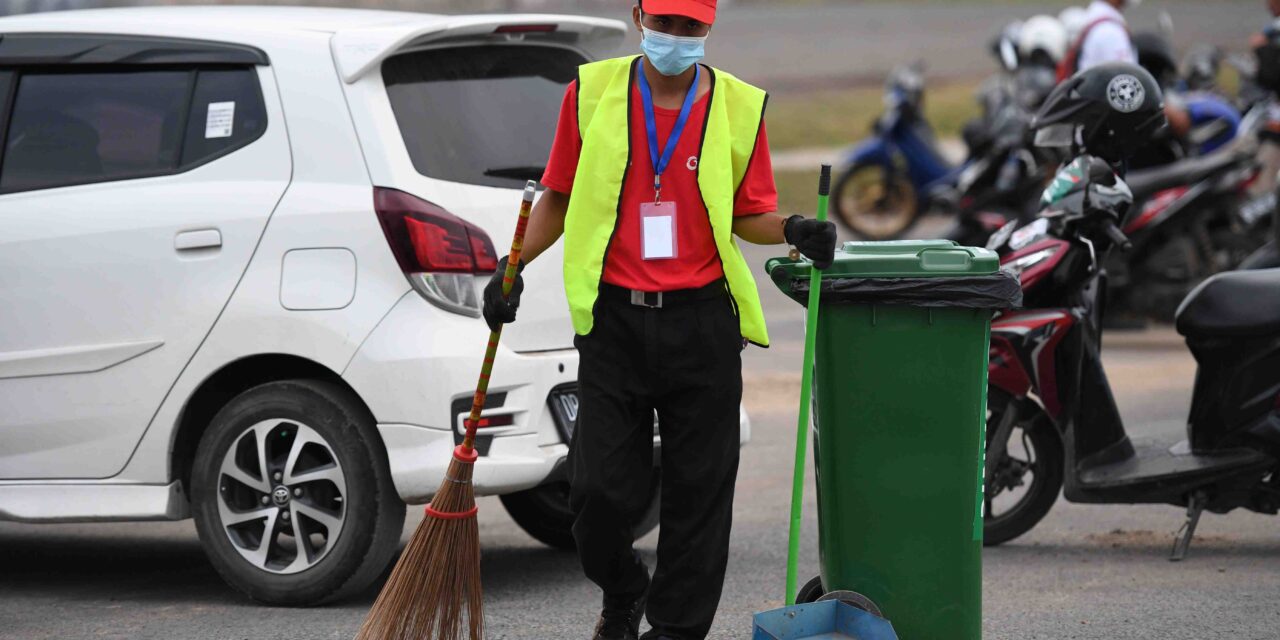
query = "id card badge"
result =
(640, 201, 678, 260)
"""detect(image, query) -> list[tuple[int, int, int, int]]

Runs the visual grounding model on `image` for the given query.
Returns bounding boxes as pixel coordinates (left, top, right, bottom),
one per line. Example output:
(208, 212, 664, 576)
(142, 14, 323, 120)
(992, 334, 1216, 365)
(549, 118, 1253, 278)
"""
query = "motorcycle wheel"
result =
(983, 389, 1064, 547)
(831, 162, 920, 240)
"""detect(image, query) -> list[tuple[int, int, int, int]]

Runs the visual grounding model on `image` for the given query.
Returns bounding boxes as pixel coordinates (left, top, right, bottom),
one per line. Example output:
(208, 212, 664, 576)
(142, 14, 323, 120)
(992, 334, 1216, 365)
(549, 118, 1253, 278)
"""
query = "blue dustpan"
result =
(752, 600, 898, 640)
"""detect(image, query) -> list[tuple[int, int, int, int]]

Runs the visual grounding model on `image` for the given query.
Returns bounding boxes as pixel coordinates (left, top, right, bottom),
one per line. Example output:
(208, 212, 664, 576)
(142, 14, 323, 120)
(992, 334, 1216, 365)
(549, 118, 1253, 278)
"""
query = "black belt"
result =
(598, 279, 728, 309)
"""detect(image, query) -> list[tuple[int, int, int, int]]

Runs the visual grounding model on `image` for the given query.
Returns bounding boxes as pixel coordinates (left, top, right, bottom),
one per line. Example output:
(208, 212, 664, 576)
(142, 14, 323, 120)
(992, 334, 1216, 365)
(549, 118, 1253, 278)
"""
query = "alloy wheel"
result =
(216, 419, 347, 574)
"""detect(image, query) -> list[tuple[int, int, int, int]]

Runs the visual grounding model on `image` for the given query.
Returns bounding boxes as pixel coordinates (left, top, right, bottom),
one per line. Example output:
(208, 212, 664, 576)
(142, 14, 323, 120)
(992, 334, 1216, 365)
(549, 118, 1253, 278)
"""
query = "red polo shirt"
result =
(540, 69, 778, 293)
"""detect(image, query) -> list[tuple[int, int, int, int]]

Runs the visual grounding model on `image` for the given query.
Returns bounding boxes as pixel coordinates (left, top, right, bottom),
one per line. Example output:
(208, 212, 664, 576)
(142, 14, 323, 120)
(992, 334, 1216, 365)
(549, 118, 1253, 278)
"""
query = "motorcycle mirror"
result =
(1033, 123, 1075, 148)
(1000, 39, 1019, 72)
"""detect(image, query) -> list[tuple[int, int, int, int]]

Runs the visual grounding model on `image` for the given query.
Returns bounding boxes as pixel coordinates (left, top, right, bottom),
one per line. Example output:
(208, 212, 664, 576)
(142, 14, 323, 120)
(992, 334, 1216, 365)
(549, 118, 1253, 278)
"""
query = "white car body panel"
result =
(0, 65, 292, 479)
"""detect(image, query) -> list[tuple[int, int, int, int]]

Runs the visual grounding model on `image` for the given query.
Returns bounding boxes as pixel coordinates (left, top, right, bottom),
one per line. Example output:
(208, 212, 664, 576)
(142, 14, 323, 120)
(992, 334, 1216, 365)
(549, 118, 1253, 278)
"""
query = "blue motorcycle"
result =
(830, 64, 967, 239)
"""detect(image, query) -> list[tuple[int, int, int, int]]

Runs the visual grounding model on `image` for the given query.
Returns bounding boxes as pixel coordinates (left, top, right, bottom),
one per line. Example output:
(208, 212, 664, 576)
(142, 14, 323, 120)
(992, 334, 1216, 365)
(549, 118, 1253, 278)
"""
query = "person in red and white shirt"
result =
(1075, 0, 1138, 72)
(538, 61, 781, 294)
(482, 2, 835, 639)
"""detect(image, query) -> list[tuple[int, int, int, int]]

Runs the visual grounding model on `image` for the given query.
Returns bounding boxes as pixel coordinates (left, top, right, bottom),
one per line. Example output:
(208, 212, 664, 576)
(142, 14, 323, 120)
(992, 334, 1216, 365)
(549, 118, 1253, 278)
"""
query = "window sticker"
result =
(205, 101, 235, 139)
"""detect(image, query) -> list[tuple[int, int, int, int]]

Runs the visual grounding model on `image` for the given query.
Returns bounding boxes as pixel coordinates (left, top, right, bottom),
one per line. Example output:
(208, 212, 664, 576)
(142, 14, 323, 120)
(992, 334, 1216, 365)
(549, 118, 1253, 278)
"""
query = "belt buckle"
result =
(630, 290, 663, 308)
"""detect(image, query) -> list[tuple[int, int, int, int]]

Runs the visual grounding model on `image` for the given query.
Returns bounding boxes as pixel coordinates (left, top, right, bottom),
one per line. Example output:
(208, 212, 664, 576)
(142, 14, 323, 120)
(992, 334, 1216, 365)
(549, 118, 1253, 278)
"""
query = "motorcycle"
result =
(1102, 145, 1262, 323)
(944, 65, 1065, 247)
(831, 57, 1058, 243)
(980, 156, 1280, 558)
(828, 63, 966, 240)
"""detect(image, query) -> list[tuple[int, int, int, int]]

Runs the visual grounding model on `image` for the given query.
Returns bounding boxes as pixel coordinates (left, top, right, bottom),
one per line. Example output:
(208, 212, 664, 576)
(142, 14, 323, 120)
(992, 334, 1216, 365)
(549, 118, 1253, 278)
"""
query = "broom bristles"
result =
(356, 449, 482, 640)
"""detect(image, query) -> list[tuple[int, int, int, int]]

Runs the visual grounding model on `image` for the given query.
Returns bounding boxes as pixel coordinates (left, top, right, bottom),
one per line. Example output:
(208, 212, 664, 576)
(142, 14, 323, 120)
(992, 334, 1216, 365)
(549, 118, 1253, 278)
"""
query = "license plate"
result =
(548, 384, 580, 443)
(547, 383, 659, 444)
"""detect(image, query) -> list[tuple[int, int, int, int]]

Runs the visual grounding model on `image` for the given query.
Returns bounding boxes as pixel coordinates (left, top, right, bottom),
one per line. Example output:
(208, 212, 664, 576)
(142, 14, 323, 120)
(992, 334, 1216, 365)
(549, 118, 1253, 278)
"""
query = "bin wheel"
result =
(796, 575, 825, 604)
(796, 577, 885, 619)
(818, 591, 884, 619)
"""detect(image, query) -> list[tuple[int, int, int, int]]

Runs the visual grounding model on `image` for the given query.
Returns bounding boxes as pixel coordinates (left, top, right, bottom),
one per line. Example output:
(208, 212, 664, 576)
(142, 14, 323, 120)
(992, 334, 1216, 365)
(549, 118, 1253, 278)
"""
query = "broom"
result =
(356, 180, 538, 640)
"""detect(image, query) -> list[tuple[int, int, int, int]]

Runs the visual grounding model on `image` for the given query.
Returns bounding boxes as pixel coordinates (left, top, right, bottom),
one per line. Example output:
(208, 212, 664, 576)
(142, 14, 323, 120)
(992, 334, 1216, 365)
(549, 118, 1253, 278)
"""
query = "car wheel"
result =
(190, 379, 405, 605)
(500, 470, 661, 551)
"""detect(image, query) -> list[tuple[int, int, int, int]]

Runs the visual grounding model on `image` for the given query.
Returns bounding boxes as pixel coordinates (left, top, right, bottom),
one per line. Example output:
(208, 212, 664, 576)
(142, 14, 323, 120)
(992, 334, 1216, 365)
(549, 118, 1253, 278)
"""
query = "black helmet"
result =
(1031, 62, 1166, 164)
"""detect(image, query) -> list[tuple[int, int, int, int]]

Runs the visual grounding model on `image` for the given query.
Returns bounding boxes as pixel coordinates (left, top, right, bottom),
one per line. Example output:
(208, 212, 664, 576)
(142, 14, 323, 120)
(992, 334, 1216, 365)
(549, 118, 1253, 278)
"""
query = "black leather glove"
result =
(482, 257, 524, 332)
(784, 215, 837, 270)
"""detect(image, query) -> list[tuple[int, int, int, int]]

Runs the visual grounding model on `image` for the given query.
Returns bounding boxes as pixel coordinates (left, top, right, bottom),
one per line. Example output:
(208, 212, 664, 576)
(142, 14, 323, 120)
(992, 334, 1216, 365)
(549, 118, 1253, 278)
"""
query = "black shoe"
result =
(592, 589, 647, 640)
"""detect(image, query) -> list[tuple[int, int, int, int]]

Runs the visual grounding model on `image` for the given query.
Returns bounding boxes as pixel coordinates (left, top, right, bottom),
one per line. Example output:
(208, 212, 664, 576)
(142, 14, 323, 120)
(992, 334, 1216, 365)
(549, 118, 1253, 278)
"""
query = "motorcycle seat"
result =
(1175, 269, 1280, 339)
(1125, 152, 1242, 199)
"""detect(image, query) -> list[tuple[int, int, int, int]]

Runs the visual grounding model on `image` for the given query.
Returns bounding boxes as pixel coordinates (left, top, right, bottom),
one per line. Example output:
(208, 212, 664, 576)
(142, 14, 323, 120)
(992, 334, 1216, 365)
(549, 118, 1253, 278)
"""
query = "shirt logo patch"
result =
(686, 156, 699, 171)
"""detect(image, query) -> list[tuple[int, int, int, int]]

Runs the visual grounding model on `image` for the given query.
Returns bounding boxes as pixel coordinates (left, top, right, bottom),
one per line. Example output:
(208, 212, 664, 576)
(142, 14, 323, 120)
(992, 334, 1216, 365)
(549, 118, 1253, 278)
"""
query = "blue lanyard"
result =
(637, 59, 700, 202)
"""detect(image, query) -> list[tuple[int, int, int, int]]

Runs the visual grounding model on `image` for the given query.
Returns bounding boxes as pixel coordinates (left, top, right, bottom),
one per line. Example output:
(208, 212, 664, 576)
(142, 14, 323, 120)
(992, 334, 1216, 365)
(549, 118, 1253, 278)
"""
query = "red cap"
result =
(642, 0, 717, 25)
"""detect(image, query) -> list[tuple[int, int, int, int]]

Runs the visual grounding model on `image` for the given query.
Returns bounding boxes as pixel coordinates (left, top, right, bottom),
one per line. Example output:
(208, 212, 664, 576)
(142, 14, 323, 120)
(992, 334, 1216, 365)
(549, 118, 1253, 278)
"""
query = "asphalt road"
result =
(4, 229, 1280, 639)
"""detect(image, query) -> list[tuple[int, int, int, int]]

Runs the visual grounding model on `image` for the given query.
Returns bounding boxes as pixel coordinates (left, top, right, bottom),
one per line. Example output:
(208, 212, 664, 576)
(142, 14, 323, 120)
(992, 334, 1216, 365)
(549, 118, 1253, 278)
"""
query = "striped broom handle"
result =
(461, 180, 538, 452)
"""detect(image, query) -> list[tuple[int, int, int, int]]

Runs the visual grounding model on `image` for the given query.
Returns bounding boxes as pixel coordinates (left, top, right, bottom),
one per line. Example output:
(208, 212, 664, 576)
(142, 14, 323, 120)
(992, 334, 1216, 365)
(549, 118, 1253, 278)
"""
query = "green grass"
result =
(1217, 63, 1242, 97)
(766, 81, 982, 151)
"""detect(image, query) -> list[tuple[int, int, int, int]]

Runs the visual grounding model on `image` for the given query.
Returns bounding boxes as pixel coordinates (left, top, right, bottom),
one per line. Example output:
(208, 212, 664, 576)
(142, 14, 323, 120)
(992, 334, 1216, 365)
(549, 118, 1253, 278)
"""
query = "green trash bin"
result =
(766, 239, 1021, 640)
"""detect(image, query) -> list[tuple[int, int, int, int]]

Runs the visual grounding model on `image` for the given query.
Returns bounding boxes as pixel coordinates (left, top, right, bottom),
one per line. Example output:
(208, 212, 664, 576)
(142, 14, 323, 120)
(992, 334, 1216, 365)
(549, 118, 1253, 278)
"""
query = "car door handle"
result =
(175, 229, 222, 251)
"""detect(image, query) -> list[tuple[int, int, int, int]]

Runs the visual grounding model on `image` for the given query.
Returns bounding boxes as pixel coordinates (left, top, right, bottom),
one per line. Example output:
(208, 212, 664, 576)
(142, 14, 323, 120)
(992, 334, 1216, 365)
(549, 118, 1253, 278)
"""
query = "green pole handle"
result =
(785, 165, 830, 605)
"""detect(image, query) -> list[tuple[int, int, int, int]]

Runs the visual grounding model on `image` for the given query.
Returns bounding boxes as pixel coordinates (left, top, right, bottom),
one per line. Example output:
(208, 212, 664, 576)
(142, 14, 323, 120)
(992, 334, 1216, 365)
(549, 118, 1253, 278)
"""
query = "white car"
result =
(0, 6, 750, 605)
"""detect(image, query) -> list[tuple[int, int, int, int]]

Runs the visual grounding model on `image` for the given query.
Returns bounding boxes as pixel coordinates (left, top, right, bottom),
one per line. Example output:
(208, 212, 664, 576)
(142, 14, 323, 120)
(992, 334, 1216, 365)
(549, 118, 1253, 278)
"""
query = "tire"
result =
(500, 470, 661, 551)
(983, 389, 1064, 547)
(796, 575, 824, 604)
(797, 576, 883, 617)
(831, 162, 920, 240)
(190, 380, 405, 605)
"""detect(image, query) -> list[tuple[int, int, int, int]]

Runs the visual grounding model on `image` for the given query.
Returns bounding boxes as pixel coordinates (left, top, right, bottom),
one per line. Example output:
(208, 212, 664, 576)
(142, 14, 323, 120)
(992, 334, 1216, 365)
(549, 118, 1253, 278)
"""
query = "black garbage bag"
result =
(771, 265, 1023, 310)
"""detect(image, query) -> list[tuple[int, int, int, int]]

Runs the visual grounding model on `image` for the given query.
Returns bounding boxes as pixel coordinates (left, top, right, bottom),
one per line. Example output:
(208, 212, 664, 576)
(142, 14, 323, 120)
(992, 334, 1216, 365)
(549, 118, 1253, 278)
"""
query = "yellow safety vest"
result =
(563, 55, 771, 346)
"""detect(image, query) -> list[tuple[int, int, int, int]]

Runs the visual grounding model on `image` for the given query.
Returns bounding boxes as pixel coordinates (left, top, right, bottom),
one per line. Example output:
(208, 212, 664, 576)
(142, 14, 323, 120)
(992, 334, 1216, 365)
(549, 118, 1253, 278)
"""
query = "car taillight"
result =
(374, 187, 498, 317)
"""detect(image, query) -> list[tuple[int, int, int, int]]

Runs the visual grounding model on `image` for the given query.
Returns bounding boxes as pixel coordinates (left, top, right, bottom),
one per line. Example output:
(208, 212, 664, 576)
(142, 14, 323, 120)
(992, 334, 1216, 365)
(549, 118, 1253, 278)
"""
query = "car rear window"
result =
(382, 45, 584, 189)
(0, 67, 266, 194)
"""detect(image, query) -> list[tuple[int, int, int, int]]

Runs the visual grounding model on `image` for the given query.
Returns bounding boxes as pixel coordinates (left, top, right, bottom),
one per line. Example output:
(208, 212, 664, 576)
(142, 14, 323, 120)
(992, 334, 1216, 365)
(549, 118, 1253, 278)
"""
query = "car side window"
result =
(0, 67, 267, 194)
(0, 70, 13, 172)
(0, 71, 191, 193)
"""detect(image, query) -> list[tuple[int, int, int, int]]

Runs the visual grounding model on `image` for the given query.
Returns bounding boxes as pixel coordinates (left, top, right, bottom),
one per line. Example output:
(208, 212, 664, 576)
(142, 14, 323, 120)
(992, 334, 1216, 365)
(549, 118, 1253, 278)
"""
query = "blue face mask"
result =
(640, 26, 707, 76)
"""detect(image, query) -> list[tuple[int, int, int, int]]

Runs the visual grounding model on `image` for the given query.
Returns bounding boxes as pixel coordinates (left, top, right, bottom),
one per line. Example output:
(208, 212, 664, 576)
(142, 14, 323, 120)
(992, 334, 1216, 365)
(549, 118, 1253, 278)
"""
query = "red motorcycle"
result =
(980, 155, 1280, 558)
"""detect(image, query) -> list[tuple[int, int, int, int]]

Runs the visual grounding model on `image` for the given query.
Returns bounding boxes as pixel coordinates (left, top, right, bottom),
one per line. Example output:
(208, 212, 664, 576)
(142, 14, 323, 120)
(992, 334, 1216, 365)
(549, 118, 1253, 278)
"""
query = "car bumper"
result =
(344, 294, 751, 504)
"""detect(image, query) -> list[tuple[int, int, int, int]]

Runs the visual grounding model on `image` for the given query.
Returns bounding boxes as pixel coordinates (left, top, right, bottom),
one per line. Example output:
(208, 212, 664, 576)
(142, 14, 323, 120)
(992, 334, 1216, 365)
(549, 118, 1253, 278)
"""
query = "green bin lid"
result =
(831, 239, 1000, 277)
(767, 239, 1001, 280)
(765, 239, 1021, 309)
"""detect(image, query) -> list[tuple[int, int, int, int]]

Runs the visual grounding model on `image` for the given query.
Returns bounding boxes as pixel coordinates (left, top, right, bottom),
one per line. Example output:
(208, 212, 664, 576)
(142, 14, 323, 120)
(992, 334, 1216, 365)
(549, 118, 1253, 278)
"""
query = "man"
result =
(1057, 0, 1139, 80)
(482, 1, 835, 638)
(1251, 1, 1280, 260)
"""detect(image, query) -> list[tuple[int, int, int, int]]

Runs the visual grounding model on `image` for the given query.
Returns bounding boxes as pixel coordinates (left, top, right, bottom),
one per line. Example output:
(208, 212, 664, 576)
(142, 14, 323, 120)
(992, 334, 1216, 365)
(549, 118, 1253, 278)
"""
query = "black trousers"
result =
(569, 281, 744, 640)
